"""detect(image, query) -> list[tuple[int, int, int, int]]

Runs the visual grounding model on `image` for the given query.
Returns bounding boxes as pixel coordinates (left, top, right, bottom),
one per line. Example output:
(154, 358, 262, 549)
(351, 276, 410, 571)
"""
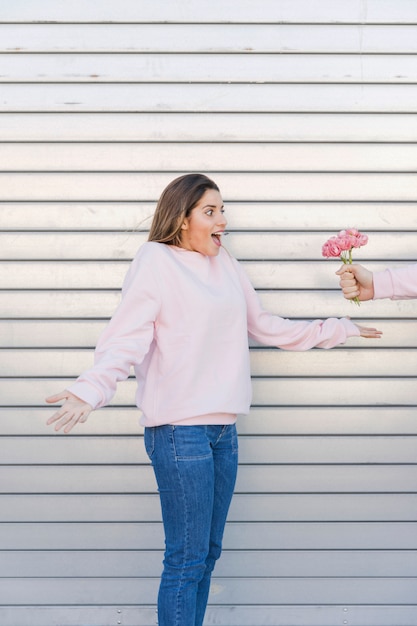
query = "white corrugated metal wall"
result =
(1, 1, 417, 624)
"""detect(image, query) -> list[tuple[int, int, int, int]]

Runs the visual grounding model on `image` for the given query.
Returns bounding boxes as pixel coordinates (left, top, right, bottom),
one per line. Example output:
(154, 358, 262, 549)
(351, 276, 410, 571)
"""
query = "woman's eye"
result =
(206, 210, 213, 216)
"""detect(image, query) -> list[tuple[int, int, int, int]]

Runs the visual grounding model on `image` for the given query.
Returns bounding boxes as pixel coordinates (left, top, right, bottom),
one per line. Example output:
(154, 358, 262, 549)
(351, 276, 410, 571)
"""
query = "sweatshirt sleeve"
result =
(67, 244, 161, 408)
(233, 258, 360, 350)
(373, 264, 417, 300)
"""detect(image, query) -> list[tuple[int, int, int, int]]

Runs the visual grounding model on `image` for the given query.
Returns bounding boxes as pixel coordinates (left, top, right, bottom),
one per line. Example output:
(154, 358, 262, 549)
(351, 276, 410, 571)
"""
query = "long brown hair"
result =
(148, 174, 220, 246)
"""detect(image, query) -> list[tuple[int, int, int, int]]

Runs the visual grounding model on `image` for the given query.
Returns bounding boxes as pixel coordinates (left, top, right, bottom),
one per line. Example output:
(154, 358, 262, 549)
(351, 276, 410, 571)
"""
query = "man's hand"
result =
(336, 264, 375, 302)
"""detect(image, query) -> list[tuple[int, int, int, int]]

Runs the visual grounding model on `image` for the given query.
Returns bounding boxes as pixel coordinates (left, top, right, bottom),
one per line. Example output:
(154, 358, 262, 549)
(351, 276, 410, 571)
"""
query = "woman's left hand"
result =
(355, 324, 383, 339)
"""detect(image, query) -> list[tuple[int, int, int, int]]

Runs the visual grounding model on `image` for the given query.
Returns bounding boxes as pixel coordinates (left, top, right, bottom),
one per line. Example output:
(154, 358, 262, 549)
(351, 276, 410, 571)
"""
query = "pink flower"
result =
(340, 228, 368, 249)
(336, 233, 354, 251)
(322, 228, 369, 305)
(322, 237, 342, 258)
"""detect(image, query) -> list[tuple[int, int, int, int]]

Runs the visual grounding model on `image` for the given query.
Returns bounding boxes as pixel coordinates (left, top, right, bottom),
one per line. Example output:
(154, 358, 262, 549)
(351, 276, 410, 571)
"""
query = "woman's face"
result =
(179, 189, 227, 256)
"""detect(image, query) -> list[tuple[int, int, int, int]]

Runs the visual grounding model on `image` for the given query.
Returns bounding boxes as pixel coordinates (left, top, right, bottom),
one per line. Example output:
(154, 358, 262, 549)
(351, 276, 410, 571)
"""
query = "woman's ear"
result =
(181, 218, 189, 231)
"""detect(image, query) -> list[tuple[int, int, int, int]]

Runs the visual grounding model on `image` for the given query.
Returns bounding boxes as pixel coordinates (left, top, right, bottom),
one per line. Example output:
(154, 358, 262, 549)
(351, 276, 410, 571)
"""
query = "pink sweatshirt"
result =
(68, 242, 359, 427)
(373, 264, 417, 300)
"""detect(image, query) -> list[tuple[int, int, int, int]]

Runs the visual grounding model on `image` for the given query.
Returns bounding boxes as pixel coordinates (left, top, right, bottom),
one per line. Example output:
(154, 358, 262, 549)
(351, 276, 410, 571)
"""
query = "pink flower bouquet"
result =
(322, 228, 368, 305)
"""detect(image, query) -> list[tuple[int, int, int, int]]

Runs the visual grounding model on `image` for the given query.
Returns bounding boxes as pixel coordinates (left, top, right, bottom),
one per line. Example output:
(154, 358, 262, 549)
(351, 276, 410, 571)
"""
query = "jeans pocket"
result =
(172, 425, 212, 460)
(144, 427, 155, 459)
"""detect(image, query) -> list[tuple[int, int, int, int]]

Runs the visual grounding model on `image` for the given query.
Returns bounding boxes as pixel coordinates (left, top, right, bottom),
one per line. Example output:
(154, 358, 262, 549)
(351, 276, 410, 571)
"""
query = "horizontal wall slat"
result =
(251, 377, 417, 406)
(0, 321, 109, 347)
(2, 465, 416, 494)
(3, 348, 417, 377)
(0, 607, 159, 626)
(4, 261, 417, 297)
(4, 377, 417, 407)
(3, 142, 417, 172)
(0, 576, 415, 605)
(3, 84, 417, 113)
(0, 260, 392, 289)
(2, 0, 417, 24)
(2, 53, 417, 83)
(2, 290, 416, 319)
(1, 435, 416, 465)
(0, 606, 416, 626)
(1, 522, 415, 550)
(1, 493, 417, 522)
(2, 232, 417, 261)
(237, 407, 417, 435)
(2, 320, 417, 349)
(3, 406, 417, 436)
(1, 173, 417, 202)
(2, 113, 417, 142)
(2, 549, 416, 577)
(2, 203, 417, 231)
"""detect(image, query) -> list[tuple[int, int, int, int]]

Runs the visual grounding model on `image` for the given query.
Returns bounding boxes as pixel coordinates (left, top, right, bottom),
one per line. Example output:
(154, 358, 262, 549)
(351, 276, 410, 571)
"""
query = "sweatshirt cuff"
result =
(340, 317, 360, 338)
(66, 382, 104, 410)
(373, 269, 394, 300)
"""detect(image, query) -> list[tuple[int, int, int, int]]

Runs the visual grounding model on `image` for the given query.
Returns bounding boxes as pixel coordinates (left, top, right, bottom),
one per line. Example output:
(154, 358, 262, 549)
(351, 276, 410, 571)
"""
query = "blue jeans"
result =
(144, 424, 238, 626)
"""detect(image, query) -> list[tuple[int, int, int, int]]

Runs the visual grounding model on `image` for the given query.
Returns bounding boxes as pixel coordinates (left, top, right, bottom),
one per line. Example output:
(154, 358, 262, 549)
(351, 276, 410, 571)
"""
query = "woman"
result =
(337, 262, 417, 301)
(46, 174, 381, 626)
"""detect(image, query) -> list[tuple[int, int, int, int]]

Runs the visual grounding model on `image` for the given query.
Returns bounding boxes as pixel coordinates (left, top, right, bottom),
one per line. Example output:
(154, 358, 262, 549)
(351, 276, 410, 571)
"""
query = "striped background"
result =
(1, 1, 417, 624)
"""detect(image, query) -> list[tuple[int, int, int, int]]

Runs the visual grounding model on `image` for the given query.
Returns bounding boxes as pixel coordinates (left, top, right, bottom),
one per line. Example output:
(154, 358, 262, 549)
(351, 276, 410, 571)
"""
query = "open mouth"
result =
(211, 231, 228, 246)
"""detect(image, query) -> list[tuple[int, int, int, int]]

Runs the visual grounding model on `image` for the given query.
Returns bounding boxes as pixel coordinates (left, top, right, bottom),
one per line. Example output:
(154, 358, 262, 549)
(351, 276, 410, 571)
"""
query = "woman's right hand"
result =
(45, 390, 92, 434)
